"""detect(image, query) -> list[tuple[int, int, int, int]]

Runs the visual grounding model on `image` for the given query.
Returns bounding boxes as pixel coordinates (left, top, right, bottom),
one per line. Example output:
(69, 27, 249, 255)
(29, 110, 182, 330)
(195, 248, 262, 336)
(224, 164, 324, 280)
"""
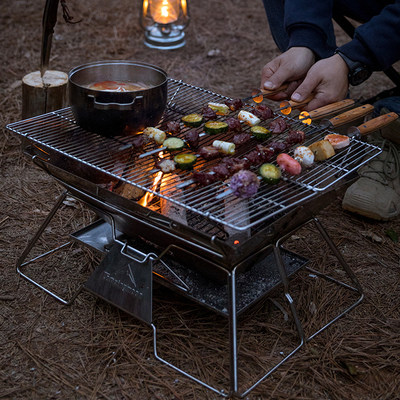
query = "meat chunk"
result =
(252, 104, 274, 120)
(193, 171, 218, 186)
(201, 105, 218, 120)
(229, 170, 260, 198)
(269, 117, 289, 134)
(233, 133, 252, 146)
(166, 120, 181, 135)
(244, 144, 274, 165)
(221, 157, 249, 174)
(269, 141, 288, 154)
(185, 130, 200, 149)
(211, 164, 231, 180)
(226, 117, 242, 133)
(128, 134, 150, 150)
(224, 98, 243, 111)
(157, 159, 176, 173)
(199, 146, 221, 160)
(285, 129, 305, 146)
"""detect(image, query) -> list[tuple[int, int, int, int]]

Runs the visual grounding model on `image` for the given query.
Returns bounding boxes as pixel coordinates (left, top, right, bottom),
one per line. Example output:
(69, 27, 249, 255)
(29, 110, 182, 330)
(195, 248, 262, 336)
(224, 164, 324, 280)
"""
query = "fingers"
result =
(291, 74, 320, 103)
(266, 80, 302, 101)
(291, 55, 350, 111)
(260, 60, 287, 92)
(261, 47, 316, 91)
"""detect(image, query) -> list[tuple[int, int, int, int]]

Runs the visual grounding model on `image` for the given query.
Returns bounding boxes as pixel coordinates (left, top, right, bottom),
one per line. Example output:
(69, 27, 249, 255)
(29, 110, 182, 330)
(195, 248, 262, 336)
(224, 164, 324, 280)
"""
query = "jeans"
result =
(373, 97, 400, 117)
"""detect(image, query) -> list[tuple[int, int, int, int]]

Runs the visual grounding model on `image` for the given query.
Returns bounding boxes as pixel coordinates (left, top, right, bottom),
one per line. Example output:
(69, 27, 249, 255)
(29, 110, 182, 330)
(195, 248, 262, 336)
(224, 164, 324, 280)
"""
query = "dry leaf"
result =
(360, 231, 383, 243)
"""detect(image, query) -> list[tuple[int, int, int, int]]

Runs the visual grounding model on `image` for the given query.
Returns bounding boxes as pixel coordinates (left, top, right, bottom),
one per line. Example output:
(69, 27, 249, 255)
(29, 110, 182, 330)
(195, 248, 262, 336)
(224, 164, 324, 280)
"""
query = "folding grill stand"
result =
(16, 185, 364, 398)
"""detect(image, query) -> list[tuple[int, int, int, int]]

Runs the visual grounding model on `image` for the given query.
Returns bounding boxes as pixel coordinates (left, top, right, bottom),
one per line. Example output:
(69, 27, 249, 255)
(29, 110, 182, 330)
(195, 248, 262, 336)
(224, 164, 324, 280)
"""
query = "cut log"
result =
(22, 70, 68, 119)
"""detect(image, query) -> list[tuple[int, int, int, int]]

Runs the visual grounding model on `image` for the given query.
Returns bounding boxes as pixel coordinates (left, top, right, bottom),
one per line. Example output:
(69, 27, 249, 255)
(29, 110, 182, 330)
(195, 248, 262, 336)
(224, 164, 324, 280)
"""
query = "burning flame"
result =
(234, 240, 240, 245)
(138, 152, 164, 207)
(150, 0, 179, 24)
(299, 111, 312, 125)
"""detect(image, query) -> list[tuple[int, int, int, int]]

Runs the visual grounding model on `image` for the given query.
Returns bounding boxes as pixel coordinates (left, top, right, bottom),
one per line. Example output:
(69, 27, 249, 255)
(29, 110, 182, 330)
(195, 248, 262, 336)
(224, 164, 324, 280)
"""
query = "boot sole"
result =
(342, 203, 391, 221)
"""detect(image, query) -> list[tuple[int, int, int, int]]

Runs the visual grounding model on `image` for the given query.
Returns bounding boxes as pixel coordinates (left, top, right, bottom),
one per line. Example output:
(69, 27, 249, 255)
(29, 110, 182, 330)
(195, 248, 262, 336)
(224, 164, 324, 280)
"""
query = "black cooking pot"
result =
(68, 60, 168, 136)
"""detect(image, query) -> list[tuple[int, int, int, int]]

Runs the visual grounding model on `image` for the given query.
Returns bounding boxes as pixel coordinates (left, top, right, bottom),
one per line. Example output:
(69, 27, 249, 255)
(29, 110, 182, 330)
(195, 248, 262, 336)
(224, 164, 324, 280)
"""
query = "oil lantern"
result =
(140, 0, 190, 50)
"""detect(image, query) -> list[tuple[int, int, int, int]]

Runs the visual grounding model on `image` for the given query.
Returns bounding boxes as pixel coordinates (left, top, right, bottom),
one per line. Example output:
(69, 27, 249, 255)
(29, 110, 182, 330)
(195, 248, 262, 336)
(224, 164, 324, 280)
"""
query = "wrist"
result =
(334, 49, 372, 86)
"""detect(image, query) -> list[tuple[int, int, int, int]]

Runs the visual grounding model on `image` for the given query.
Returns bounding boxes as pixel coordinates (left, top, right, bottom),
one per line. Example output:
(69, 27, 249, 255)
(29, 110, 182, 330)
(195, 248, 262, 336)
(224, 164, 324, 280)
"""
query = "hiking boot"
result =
(342, 139, 400, 221)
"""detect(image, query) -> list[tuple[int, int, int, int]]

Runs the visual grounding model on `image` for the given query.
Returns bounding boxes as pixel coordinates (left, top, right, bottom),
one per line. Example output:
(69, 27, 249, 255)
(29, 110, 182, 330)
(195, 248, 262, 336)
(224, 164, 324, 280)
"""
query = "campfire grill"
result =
(7, 78, 377, 398)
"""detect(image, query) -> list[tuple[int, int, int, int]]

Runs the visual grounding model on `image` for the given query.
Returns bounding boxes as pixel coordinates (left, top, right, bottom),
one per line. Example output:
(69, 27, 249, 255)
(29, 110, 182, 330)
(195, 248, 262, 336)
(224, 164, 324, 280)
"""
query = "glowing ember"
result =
(299, 111, 312, 125)
(234, 240, 240, 245)
(280, 100, 292, 115)
(251, 89, 263, 104)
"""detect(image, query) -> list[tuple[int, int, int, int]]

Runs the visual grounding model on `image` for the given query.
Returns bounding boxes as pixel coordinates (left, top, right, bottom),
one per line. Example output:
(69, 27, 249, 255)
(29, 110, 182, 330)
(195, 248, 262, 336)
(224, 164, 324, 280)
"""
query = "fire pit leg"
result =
(151, 323, 230, 398)
(274, 216, 364, 342)
(16, 190, 83, 305)
(227, 269, 239, 397)
(272, 245, 306, 343)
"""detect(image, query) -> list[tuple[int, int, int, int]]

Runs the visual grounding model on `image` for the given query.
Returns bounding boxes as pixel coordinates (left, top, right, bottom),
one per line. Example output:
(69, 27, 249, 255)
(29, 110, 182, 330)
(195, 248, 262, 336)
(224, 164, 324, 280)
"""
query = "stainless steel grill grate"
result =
(7, 79, 381, 231)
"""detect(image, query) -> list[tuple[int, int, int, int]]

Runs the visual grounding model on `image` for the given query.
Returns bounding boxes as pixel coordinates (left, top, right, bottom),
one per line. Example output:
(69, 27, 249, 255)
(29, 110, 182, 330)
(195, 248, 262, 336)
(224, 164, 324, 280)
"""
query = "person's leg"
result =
(342, 98, 400, 221)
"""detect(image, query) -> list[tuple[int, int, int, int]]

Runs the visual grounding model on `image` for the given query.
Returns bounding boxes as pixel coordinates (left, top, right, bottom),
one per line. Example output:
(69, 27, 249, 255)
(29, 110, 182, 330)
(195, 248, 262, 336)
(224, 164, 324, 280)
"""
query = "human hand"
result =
(260, 47, 315, 100)
(290, 54, 350, 111)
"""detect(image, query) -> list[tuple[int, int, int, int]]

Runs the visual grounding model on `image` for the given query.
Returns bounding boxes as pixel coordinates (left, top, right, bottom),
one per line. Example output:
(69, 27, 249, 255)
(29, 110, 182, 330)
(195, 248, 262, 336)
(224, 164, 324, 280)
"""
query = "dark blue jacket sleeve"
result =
(284, 0, 400, 71)
(339, 1, 400, 70)
(284, 0, 336, 59)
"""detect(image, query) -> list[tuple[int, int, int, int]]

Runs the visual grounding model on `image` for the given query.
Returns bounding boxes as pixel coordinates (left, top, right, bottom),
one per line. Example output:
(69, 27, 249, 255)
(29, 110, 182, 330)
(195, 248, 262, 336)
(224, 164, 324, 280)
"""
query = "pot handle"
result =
(89, 94, 143, 110)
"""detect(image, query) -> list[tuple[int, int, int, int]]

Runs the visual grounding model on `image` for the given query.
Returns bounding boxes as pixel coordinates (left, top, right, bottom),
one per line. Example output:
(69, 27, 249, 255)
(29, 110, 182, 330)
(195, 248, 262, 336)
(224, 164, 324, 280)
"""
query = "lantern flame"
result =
(150, 0, 179, 24)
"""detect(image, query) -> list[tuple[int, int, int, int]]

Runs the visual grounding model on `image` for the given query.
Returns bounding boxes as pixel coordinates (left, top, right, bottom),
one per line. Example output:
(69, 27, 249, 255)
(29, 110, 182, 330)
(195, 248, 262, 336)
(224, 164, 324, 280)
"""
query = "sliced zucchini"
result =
(163, 137, 185, 151)
(208, 102, 230, 115)
(182, 113, 203, 127)
(250, 125, 271, 141)
(204, 120, 229, 135)
(174, 153, 197, 170)
(259, 163, 281, 184)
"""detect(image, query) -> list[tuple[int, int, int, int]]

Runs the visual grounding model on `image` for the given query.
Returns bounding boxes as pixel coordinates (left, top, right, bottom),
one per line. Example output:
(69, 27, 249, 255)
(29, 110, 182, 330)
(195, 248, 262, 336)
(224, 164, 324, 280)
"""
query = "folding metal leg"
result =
(16, 190, 83, 305)
(275, 216, 364, 343)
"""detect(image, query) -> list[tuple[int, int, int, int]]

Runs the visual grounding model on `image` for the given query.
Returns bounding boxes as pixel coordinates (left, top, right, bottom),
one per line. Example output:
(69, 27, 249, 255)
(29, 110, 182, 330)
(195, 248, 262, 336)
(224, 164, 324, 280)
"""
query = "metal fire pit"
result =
(7, 79, 374, 398)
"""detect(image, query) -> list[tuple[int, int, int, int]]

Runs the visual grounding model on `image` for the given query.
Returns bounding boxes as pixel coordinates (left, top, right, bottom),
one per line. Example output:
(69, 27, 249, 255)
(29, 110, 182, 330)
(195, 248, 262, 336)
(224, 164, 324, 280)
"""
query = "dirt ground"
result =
(1, 1, 400, 399)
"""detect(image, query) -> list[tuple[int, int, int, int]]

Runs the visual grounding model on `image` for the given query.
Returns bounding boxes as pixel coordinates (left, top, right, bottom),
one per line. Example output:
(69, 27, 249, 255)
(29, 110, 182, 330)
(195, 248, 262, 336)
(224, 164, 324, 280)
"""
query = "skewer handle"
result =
(287, 94, 314, 109)
(279, 95, 314, 115)
(327, 104, 374, 128)
(260, 83, 289, 96)
(348, 112, 399, 137)
(308, 99, 355, 120)
(243, 84, 290, 102)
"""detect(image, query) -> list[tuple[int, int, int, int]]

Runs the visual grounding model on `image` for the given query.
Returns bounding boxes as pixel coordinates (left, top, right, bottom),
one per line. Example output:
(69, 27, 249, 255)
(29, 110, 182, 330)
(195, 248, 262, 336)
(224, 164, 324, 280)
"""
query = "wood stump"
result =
(22, 70, 69, 119)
